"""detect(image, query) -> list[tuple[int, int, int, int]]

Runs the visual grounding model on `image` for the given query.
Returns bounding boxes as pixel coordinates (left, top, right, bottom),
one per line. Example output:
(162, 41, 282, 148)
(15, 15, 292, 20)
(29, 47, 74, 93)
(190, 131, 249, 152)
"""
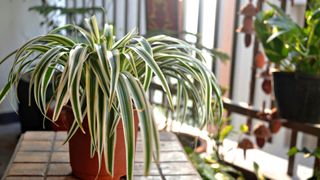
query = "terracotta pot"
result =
(49, 106, 139, 179)
(46, 105, 71, 131)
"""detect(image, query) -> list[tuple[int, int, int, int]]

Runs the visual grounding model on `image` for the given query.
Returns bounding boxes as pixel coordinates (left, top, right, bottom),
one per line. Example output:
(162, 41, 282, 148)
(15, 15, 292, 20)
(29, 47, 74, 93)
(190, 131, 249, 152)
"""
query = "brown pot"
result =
(46, 105, 72, 131)
(49, 105, 139, 180)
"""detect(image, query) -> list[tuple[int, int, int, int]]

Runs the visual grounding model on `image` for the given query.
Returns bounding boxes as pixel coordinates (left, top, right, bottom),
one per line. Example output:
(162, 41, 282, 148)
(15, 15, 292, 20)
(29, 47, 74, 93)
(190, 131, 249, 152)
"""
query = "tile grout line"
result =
(43, 132, 57, 179)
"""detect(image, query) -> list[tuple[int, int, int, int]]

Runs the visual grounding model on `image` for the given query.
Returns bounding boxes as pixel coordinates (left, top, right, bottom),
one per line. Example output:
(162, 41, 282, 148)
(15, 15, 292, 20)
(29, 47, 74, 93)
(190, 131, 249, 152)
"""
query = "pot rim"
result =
(272, 71, 320, 80)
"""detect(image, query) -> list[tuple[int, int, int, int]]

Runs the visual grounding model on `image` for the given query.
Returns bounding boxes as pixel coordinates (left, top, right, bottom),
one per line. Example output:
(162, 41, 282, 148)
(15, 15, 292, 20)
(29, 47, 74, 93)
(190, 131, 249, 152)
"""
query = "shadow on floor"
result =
(0, 122, 20, 178)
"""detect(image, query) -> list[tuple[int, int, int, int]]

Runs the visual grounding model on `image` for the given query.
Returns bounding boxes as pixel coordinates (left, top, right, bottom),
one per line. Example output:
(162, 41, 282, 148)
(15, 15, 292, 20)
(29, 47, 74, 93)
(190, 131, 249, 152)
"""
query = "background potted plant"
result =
(0, 16, 223, 179)
(254, 2, 320, 123)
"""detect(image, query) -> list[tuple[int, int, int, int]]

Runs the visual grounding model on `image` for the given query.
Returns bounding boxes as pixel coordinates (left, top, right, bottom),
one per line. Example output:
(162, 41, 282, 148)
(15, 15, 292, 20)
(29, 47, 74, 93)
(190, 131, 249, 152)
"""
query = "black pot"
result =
(17, 79, 53, 132)
(273, 72, 320, 124)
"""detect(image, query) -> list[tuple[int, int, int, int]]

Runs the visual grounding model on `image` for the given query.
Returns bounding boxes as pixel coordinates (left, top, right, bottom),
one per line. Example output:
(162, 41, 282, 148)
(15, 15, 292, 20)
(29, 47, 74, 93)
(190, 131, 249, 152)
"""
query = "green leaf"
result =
(95, 86, 107, 174)
(40, 34, 75, 47)
(176, 82, 182, 121)
(150, 112, 160, 163)
(266, 30, 287, 43)
(211, 49, 229, 62)
(39, 66, 55, 111)
(288, 147, 299, 156)
(122, 72, 156, 174)
(240, 124, 249, 133)
(253, 161, 259, 172)
(128, 45, 174, 110)
(15, 36, 44, 58)
(85, 15, 100, 43)
(0, 83, 12, 104)
(0, 50, 17, 65)
(133, 36, 153, 56)
(116, 74, 135, 180)
(104, 108, 117, 175)
(63, 119, 80, 144)
(314, 148, 320, 159)
(266, 2, 286, 17)
(103, 23, 114, 49)
(32, 46, 64, 113)
(143, 66, 152, 91)
(123, 52, 139, 78)
(68, 45, 88, 132)
(107, 50, 120, 108)
(52, 66, 70, 122)
(49, 24, 94, 47)
(219, 125, 233, 141)
(89, 56, 110, 95)
(85, 64, 97, 157)
(302, 147, 311, 154)
(112, 29, 137, 49)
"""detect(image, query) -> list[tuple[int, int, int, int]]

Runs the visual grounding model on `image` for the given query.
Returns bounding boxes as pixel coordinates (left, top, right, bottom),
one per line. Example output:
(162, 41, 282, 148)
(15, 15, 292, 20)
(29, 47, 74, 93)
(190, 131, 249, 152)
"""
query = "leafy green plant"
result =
(29, 1, 105, 29)
(184, 106, 269, 179)
(212, 116, 249, 162)
(253, 161, 265, 180)
(0, 16, 223, 179)
(186, 147, 244, 180)
(185, 114, 250, 179)
(288, 146, 320, 179)
(288, 147, 320, 158)
(254, 2, 320, 76)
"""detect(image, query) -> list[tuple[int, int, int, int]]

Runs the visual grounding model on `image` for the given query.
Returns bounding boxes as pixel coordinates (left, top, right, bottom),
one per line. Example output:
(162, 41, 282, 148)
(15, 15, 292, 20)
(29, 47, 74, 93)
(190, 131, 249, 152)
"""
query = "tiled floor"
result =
(0, 122, 20, 178)
(3, 131, 201, 179)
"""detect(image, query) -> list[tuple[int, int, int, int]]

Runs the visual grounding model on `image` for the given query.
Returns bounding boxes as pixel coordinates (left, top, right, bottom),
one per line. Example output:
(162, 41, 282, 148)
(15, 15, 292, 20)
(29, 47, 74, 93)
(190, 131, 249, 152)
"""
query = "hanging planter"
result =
(254, 2, 320, 124)
(273, 72, 320, 123)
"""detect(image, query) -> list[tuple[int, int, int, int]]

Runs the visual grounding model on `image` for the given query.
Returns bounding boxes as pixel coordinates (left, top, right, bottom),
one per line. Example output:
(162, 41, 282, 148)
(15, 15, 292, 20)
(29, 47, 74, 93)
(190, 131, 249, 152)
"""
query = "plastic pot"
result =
(52, 105, 139, 179)
(273, 71, 320, 124)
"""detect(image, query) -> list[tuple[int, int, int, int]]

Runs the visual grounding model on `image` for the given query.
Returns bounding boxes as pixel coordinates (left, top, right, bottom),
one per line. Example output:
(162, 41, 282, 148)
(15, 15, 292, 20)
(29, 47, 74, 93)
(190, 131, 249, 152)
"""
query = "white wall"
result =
(0, 0, 46, 114)
(0, 0, 147, 115)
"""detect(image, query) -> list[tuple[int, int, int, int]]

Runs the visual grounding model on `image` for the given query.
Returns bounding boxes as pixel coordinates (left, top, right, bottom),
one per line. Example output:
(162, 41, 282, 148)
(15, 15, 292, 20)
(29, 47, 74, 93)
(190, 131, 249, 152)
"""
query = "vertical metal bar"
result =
(174, 0, 180, 37)
(73, 0, 77, 24)
(246, 41, 259, 130)
(102, 0, 106, 25)
(178, 0, 184, 38)
(137, 0, 141, 31)
(144, 0, 148, 35)
(82, 0, 85, 20)
(65, 0, 70, 24)
(287, 130, 298, 176)
(228, 0, 241, 99)
(113, 0, 117, 36)
(212, 0, 220, 73)
(92, 0, 96, 15)
(280, 0, 287, 11)
(246, 1, 264, 131)
(213, 0, 220, 49)
(125, 0, 129, 34)
(196, 0, 203, 47)
(181, 0, 186, 39)
(314, 138, 320, 176)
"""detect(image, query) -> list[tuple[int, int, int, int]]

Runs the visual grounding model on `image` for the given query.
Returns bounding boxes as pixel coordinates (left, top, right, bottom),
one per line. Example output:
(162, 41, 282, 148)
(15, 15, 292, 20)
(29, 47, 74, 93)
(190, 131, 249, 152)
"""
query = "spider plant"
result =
(0, 15, 223, 179)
